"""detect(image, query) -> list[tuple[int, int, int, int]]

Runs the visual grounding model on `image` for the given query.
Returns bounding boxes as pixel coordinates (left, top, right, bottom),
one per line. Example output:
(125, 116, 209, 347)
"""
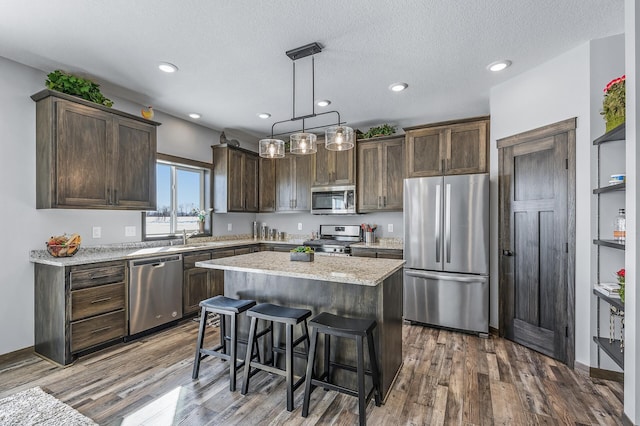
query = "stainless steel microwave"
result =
(311, 186, 356, 214)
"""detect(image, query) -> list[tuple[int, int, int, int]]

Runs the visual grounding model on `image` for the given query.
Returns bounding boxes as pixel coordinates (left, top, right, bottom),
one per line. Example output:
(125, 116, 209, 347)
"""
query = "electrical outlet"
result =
(92, 226, 101, 238)
(298, 222, 303, 231)
(227, 223, 233, 231)
(388, 224, 394, 233)
(125, 226, 136, 237)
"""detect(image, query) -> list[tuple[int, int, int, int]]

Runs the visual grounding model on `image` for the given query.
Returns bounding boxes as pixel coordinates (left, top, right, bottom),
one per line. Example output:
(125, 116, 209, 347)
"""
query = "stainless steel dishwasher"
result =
(129, 254, 183, 335)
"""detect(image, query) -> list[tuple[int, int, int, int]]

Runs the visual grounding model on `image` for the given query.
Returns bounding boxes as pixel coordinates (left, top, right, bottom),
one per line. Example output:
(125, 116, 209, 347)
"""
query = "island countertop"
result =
(196, 251, 405, 286)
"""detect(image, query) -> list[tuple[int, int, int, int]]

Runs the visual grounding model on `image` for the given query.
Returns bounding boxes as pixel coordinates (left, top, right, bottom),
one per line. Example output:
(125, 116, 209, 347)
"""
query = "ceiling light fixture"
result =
(258, 42, 355, 158)
(316, 100, 331, 107)
(257, 113, 271, 119)
(389, 82, 408, 92)
(158, 62, 178, 73)
(487, 60, 512, 72)
(189, 113, 201, 119)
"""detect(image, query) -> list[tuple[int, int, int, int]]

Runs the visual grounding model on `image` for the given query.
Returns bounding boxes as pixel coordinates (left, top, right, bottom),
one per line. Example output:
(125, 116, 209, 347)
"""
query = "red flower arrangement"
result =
(602, 75, 626, 132)
(616, 268, 625, 303)
(605, 75, 626, 93)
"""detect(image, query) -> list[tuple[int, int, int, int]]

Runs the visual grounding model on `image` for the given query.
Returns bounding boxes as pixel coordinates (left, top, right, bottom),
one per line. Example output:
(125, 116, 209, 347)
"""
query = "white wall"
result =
(489, 42, 593, 365)
(0, 56, 222, 356)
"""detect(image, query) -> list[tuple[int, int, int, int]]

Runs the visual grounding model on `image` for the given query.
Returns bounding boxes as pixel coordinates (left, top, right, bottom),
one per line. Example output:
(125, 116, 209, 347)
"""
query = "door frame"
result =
(497, 117, 576, 367)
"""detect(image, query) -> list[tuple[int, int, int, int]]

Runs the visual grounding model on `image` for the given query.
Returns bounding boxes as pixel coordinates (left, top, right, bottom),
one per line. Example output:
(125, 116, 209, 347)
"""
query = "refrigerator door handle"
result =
(435, 184, 441, 263)
(445, 183, 451, 263)
(404, 269, 482, 283)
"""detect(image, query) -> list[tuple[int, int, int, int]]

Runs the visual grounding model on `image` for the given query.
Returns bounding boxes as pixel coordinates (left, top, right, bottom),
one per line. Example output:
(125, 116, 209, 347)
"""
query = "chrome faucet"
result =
(182, 229, 199, 245)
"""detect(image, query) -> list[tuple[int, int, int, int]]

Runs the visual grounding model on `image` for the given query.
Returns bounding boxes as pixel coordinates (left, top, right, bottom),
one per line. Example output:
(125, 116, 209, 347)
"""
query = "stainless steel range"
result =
(303, 224, 361, 255)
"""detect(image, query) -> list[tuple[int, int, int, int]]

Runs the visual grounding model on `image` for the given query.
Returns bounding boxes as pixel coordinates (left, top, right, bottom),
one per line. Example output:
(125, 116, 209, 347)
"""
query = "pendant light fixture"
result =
(258, 42, 354, 158)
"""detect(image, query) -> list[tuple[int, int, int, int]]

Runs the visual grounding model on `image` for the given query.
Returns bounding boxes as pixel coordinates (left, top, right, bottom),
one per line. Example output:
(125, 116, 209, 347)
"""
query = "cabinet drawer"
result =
(377, 250, 403, 260)
(212, 249, 235, 259)
(351, 249, 377, 258)
(70, 263, 126, 290)
(184, 252, 211, 269)
(71, 309, 126, 353)
(71, 282, 126, 321)
(234, 247, 251, 255)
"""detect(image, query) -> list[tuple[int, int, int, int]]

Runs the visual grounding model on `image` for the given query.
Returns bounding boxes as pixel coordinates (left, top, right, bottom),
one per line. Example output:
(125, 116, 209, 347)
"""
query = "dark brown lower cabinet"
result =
(351, 248, 403, 259)
(183, 249, 236, 316)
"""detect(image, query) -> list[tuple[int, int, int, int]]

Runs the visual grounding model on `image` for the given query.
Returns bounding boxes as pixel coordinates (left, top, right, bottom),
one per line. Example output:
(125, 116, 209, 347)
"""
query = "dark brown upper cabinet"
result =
(357, 136, 404, 212)
(259, 157, 276, 212)
(405, 117, 489, 178)
(313, 138, 356, 186)
(32, 90, 159, 210)
(275, 153, 314, 212)
(212, 144, 259, 213)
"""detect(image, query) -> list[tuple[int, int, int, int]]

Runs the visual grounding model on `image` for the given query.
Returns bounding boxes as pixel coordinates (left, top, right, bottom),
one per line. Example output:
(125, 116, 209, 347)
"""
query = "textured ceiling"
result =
(0, 1, 625, 139)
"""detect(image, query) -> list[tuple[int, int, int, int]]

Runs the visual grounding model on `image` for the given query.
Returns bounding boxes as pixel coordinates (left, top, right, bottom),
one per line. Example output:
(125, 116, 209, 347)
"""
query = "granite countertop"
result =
(29, 238, 303, 267)
(195, 251, 405, 286)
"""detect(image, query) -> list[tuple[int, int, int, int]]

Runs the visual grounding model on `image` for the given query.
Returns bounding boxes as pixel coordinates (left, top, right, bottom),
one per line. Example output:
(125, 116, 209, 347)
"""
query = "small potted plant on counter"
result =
(290, 246, 314, 262)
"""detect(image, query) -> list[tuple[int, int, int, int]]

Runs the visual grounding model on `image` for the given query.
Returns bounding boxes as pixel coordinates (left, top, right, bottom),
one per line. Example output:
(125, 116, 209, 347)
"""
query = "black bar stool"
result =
(192, 295, 264, 391)
(241, 303, 312, 412)
(302, 312, 381, 426)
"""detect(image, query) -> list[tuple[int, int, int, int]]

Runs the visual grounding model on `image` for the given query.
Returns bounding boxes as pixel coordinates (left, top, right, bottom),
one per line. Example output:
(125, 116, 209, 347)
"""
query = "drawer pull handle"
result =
(90, 297, 112, 304)
(90, 326, 112, 334)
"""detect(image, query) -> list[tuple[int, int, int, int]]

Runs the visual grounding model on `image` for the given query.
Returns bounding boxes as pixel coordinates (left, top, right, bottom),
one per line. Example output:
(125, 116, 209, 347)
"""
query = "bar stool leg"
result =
(367, 333, 381, 406)
(272, 321, 280, 367)
(229, 313, 238, 391)
(285, 323, 294, 412)
(192, 307, 208, 379)
(356, 335, 366, 426)
(324, 334, 331, 388)
(241, 316, 258, 395)
(302, 327, 319, 418)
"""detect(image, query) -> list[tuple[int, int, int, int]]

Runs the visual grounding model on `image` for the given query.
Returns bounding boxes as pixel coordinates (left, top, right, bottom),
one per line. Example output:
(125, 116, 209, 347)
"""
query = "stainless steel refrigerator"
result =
(403, 174, 489, 335)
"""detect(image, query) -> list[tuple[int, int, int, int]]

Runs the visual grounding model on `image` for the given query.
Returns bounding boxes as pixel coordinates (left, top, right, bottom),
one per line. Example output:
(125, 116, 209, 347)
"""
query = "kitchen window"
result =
(143, 154, 211, 239)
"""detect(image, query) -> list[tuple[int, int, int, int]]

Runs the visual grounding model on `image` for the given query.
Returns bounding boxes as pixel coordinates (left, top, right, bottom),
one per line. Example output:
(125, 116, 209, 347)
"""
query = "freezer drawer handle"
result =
(502, 250, 514, 256)
(405, 269, 482, 283)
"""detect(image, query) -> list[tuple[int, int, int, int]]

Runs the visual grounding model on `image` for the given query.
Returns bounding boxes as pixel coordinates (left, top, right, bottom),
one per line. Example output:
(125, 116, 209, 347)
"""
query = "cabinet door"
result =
(210, 249, 235, 297)
(446, 121, 488, 175)
(183, 268, 211, 315)
(244, 153, 259, 212)
(406, 127, 447, 177)
(259, 157, 276, 212)
(293, 154, 313, 211)
(333, 147, 355, 185)
(275, 156, 294, 211)
(357, 142, 382, 212)
(313, 141, 332, 186)
(112, 117, 157, 209)
(228, 149, 245, 211)
(381, 139, 404, 210)
(55, 100, 112, 207)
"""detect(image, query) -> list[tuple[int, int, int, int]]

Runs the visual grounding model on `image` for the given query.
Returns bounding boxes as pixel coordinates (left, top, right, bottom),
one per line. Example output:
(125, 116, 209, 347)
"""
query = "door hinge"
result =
(565, 242, 568, 253)
(565, 158, 568, 169)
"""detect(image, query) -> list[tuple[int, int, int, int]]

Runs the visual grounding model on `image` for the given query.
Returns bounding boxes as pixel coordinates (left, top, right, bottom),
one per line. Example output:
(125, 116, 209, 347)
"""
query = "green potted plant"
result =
(601, 74, 625, 132)
(290, 246, 314, 262)
(358, 124, 396, 139)
(46, 70, 114, 107)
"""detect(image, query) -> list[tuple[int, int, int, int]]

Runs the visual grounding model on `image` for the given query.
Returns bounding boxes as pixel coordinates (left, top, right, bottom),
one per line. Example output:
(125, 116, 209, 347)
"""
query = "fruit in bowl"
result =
(46, 233, 81, 257)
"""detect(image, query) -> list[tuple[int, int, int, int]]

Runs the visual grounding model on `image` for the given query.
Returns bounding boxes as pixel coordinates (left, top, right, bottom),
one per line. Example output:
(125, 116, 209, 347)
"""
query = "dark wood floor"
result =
(0, 321, 624, 425)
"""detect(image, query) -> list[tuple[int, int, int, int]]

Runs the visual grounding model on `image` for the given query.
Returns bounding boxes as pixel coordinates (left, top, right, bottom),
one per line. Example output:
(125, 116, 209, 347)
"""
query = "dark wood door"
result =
(357, 142, 382, 211)
(498, 119, 575, 366)
(244, 153, 259, 212)
(313, 141, 332, 186)
(447, 121, 488, 175)
(259, 157, 276, 212)
(227, 149, 245, 211)
(382, 138, 404, 210)
(112, 117, 156, 209)
(293, 154, 313, 211)
(56, 100, 112, 207)
(333, 147, 354, 185)
(405, 126, 446, 177)
(275, 155, 294, 211)
(183, 268, 211, 315)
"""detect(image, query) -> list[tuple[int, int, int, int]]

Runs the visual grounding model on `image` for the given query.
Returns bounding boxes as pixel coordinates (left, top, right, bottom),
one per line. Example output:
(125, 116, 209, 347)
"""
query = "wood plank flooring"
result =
(0, 321, 624, 425)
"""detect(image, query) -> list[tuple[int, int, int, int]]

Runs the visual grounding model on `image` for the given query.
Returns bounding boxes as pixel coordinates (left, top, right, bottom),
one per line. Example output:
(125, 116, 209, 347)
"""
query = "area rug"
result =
(0, 387, 97, 426)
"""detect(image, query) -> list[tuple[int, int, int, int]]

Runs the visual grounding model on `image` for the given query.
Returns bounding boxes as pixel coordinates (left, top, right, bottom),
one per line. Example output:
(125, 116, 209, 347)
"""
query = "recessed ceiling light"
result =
(189, 113, 201, 119)
(389, 82, 408, 92)
(316, 100, 331, 107)
(158, 62, 178, 73)
(257, 113, 271, 119)
(487, 60, 512, 72)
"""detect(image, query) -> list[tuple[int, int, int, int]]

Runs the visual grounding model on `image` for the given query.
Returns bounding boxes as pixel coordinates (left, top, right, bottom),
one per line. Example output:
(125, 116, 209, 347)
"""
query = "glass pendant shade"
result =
(325, 125, 355, 151)
(259, 138, 285, 158)
(290, 132, 317, 155)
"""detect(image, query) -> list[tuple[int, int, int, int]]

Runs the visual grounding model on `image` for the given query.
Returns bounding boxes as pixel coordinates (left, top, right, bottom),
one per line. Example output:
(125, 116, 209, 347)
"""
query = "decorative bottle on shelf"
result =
(613, 208, 626, 242)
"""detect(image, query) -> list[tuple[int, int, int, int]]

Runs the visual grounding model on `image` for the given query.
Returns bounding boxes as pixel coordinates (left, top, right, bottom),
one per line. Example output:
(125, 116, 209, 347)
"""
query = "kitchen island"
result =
(195, 251, 404, 399)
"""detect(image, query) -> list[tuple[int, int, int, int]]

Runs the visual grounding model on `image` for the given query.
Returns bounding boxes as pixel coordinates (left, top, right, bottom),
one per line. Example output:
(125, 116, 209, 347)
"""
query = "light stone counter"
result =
(195, 251, 404, 286)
